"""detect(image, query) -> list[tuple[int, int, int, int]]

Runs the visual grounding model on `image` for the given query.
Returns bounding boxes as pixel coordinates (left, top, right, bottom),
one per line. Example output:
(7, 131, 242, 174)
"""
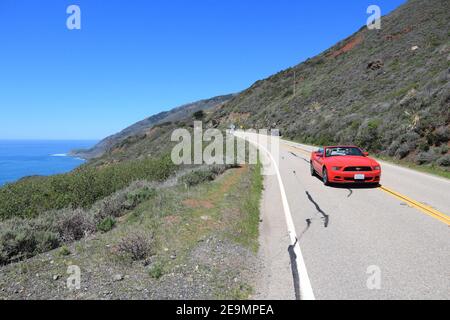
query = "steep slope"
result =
(213, 0, 449, 169)
(73, 94, 235, 159)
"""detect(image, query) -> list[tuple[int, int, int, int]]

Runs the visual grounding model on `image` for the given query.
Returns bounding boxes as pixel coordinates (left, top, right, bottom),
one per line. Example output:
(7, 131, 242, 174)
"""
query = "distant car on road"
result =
(310, 146, 381, 186)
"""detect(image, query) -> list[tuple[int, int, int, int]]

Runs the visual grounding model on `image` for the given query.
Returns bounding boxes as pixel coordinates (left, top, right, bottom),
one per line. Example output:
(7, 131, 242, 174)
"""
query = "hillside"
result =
(211, 0, 449, 169)
(73, 94, 235, 159)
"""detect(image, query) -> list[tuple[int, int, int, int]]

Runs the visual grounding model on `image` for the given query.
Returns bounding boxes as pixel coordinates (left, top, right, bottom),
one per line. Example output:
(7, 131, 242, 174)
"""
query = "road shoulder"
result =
(253, 170, 296, 300)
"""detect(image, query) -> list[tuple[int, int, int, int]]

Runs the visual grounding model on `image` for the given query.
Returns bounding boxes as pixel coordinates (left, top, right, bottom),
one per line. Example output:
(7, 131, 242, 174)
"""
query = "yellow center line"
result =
(378, 186, 450, 226)
(282, 144, 311, 156)
(282, 142, 450, 226)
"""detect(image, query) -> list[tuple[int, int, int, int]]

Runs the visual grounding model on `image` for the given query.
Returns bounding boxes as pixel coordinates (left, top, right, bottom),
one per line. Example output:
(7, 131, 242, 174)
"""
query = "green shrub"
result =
(95, 197, 123, 220)
(0, 227, 37, 263)
(115, 232, 153, 261)
(395, 142, 414, 159)
(0, 221, 60, 265)
(56, 209, 95, 243)
(415, 152, 434, 165)
(193, 110, 205, 120)
(148, 262, 164, 279)
(283, 89, 293, 98)
(96, 217, 116, 233)
(417, 140, 430, 152)
(59, 245, 71, 256)
(125, 187, 157, 209)
(356, 120, 381, 151)
(35, 231, 60, 253)
(433, 126, 449, 145)
(437, 154, 450, 167)
(179, 168, 218, 187)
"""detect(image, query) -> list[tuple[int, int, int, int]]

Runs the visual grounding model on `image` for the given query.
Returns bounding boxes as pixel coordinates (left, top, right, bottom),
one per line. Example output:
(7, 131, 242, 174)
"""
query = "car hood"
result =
(325, 156, 379, 167)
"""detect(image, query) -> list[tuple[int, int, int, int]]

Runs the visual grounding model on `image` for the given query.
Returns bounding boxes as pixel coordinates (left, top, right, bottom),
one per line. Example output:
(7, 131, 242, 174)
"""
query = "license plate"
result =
(354, 174, 365, 180)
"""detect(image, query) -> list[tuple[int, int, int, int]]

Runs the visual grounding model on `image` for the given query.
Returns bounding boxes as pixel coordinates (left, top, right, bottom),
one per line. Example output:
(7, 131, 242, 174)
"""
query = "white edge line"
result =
(235, 132, 316, 300)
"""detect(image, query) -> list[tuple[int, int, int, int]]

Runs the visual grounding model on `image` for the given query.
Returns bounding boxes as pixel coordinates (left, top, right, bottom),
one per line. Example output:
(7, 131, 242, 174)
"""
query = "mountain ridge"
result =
(72, 94, 236, 159)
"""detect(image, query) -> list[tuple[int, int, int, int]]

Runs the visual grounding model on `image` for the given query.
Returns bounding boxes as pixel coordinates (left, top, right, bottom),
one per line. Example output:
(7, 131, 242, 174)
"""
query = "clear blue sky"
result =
(0, 0, 405, 140)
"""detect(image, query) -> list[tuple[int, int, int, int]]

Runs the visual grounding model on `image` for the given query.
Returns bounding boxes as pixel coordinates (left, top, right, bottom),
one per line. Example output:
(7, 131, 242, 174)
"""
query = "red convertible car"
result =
(310, 146, 381, 185)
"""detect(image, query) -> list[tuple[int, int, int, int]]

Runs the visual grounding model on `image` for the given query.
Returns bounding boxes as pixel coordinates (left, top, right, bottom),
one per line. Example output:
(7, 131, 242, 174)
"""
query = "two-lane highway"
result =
(244, 133, 450, 300)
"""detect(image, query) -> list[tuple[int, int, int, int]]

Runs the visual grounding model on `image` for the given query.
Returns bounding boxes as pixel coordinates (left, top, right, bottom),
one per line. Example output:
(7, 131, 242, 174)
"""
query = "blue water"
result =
(0, 140, 98, 186)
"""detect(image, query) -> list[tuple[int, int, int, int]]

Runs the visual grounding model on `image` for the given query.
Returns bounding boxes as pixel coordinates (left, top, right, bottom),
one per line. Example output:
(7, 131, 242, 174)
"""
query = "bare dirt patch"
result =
(220, 165, 247, 194)
(182, 199, 214, 209)
(329, 34, 363, 58)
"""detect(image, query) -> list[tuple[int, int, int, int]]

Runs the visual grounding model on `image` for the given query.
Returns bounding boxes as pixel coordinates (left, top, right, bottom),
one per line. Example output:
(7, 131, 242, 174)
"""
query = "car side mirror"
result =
(316, 153, 323, 158)
(363, 152, 369, 157)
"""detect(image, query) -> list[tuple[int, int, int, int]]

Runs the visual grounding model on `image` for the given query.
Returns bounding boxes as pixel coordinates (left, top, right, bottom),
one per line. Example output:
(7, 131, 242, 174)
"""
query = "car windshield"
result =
(325, 147, 363, 157)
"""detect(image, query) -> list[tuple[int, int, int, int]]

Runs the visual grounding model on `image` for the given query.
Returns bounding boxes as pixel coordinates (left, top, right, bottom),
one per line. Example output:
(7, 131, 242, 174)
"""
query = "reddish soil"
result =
(384, 26, 413, 41)
(329, 34, 363, 58)
(182, 199, 214, 209)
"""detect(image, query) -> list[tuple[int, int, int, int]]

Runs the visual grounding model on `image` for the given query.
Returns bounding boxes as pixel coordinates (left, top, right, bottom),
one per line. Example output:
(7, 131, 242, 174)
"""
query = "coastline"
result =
(0, 140, 96, 186)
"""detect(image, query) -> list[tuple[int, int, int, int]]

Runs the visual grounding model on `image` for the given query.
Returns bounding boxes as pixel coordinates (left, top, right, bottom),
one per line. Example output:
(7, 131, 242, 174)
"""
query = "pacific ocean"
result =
(0, 140, 98, 186)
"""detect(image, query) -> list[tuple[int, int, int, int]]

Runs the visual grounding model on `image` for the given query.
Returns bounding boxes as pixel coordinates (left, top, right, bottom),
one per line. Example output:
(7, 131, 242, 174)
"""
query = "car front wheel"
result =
(322, 168, 330, 186)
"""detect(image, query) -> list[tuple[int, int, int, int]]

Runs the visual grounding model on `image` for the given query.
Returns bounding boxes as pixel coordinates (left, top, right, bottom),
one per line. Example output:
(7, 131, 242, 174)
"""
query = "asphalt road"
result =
(247, 134, 450, 300)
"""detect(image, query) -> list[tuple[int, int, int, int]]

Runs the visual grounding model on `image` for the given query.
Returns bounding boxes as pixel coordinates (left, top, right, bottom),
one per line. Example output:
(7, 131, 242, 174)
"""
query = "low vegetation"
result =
(97, 217, 116, 233)
(0, 161, 259, 267)
(376, 154, 450, 180)
(235, 161, 263, 252)
(0, 180, 158, 265)
(114, 232, 154, 262)
(178, 165, 231, 187)
(0, 155, 175, 220)
(0, 162, 264, 299)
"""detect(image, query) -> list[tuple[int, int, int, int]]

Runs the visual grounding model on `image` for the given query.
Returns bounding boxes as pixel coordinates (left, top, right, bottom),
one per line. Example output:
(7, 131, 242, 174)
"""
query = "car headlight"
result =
(373, 166, 381, 170)
(331, 166, 342, 171)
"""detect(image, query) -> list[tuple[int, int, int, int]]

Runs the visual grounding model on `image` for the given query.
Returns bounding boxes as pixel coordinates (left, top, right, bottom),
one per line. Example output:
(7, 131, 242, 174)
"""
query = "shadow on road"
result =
(305, 191, 330, 228)
(331, 183, 380, 189)
(311, 174, 380, 190)
(287, 238, 301, 301)
(289, 152, 309, 164)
